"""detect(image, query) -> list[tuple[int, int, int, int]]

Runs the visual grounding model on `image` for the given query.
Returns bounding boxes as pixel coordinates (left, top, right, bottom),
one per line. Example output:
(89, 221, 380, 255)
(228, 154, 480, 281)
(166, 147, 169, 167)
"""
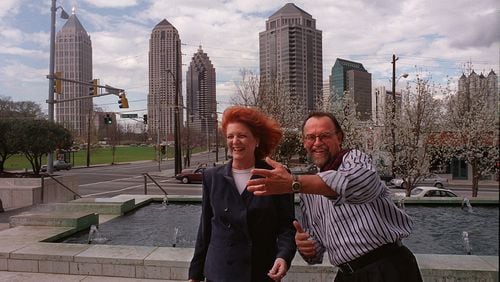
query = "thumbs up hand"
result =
(293, 220, 317, 258)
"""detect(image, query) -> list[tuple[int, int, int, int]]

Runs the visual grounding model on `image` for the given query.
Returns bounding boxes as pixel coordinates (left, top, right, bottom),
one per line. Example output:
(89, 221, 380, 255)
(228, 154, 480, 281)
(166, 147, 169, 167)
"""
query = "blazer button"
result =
(227, 223, 232, 228)
(224, 208, 228, 212)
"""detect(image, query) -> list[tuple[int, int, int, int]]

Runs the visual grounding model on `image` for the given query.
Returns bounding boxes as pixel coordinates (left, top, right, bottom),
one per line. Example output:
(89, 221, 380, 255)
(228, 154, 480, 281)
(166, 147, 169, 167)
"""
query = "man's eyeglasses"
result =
(303, 131, 338, 143)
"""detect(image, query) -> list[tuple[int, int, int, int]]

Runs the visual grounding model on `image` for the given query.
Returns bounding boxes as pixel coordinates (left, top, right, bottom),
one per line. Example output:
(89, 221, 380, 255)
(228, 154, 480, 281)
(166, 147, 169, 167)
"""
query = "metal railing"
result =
(142, 173, 169, 196)
(42, 174, 82, 200)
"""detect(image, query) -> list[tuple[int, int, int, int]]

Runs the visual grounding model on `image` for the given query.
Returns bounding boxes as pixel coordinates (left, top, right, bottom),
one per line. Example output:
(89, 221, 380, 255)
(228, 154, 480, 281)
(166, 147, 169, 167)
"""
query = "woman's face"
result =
(226, 122, 259, 167)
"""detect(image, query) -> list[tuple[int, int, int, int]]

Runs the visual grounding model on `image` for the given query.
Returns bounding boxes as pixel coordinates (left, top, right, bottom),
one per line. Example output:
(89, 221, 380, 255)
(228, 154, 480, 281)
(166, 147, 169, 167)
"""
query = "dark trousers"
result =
(334, 245, 423, 282)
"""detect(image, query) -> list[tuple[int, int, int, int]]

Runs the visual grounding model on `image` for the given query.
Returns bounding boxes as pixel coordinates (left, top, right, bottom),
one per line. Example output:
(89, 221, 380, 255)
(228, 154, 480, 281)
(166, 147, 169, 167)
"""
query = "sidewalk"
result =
(448, 179, 499, 188)
(0, 271, 173, 281)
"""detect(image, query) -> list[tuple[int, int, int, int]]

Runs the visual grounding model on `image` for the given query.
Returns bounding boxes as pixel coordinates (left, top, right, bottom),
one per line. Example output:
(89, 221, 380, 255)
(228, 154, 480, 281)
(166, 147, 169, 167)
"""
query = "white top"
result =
(232, 167, 254, 194)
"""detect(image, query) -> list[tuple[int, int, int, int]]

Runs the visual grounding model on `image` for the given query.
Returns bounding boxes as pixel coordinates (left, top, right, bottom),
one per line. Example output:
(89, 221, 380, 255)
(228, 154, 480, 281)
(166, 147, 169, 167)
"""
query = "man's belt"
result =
(337, 240, 402, 274)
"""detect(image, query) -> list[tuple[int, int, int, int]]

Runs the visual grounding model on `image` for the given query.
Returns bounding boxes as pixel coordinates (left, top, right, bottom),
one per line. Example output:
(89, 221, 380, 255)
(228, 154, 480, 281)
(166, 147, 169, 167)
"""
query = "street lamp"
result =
(47, 0, 69, 174)
(390, 54, 408, 177)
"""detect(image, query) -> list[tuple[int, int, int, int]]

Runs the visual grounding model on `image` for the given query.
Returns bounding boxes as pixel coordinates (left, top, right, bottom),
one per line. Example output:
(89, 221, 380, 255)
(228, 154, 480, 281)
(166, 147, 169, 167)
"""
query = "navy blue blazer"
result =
(189, 159, 296, 282)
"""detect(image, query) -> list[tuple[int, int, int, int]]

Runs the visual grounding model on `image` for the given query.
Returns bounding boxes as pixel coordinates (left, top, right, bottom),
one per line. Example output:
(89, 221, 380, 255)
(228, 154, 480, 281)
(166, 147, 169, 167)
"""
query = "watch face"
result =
(292, 181, 301, 193)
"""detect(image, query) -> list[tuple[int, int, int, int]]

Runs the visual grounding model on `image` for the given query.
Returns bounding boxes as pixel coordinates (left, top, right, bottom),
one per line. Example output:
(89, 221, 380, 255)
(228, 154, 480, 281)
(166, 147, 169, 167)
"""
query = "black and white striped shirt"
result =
(298, 149, 413, 266)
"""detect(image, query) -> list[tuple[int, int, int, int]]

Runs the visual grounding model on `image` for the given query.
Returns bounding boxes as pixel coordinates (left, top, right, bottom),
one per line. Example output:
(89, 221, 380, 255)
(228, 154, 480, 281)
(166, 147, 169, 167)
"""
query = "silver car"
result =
(395, 186, 458, 198)
(391, 173, 449, 189)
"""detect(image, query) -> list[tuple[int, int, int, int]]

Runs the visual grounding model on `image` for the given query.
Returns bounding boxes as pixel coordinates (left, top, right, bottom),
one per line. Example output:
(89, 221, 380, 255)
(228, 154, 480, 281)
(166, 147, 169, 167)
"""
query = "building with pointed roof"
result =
(458, 69, 498, 112)
(148, 19, 183, 142)
(55, 10, 92, 139)
(186, 46, 216, 139)
(259, 3, 323, 119)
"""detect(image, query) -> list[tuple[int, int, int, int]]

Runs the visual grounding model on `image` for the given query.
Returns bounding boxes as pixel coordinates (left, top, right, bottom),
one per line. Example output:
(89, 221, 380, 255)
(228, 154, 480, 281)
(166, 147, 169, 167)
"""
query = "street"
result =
(52, 152, 498, 199)
(56, 152, 222, 198)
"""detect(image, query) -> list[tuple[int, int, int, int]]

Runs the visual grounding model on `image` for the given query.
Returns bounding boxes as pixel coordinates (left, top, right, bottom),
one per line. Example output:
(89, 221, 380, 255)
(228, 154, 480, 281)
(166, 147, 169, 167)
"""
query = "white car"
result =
(391, 173, 449, 189)
(395, 186, 458, 198)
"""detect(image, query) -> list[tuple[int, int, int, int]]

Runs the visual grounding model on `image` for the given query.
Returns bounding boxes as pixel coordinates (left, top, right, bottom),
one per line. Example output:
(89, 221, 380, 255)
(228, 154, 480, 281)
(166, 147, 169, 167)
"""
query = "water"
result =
(59, 203, 499, 256)
(402, 205, 498, 255)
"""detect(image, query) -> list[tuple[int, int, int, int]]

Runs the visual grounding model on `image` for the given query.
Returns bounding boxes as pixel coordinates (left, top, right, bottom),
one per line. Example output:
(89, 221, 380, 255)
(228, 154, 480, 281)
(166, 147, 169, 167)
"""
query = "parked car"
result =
(391, 173, 449, 189)
(41, 160, 72, 172)
(395, 186, 458, 198)
(175, 167, 206, 184)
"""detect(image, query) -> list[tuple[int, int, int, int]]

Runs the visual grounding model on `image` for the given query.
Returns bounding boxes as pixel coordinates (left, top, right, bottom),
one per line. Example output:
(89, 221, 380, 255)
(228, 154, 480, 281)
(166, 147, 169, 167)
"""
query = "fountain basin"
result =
(0, 194, 497, 281)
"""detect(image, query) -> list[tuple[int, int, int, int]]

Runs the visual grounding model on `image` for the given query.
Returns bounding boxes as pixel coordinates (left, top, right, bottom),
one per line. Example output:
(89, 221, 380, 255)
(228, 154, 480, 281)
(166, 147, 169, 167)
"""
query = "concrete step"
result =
(48, 198, 136, 215)
(9, 211, 98, 232)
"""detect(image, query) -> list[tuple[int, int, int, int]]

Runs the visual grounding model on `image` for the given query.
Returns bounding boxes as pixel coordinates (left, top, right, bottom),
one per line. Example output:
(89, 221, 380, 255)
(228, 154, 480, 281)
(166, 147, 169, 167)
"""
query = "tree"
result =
(0, 96, 45, 119)
(442, 63, 499, 197)
(0, 120, 19, 173)
(231, 70, 304, 163)
(231, 69, 260, 107)
(16, 119, 73, 175)
(322, 90, 364, 150)
(394, 73, 441, 196)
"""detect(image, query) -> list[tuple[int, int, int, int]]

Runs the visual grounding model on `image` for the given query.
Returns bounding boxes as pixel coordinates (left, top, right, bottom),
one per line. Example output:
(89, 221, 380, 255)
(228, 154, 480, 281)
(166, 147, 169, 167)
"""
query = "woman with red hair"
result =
(189, 106, 296, 282)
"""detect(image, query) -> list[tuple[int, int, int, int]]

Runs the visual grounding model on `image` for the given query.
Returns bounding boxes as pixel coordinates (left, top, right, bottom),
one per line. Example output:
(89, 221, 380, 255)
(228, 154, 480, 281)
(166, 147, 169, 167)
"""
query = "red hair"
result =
(221, 106, 282, 160)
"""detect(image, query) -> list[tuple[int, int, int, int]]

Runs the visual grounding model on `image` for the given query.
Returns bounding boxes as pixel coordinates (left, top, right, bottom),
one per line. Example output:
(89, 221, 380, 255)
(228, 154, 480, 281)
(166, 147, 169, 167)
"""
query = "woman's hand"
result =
(267, 257, 288, 281)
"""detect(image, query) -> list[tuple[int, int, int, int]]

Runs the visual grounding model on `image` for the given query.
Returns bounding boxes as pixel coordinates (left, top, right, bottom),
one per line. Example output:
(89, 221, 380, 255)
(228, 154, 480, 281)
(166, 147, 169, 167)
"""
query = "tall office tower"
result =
(186, 46, 217, 138)
(259, 3, 323, 119)
(330, 58, 372, 120)
(55, 9, 92, 139)
(148, 19, 183, 142)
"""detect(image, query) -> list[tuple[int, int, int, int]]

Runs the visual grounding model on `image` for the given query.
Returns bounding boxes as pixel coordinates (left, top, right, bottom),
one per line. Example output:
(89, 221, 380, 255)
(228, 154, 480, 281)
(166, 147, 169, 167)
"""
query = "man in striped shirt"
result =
(248, 112, 422, 282)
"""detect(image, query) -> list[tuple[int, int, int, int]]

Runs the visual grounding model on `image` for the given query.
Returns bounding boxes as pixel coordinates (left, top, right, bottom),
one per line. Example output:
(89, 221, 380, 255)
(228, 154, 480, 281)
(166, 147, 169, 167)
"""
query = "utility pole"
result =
(391, 54, 398, 178)
(86, 107, 92, 167)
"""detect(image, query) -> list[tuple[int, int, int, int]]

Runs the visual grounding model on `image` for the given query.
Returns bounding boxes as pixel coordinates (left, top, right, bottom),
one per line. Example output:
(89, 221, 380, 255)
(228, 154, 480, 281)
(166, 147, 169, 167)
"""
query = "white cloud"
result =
(83, 0, 140, 8)
(0, 0, 21, 19)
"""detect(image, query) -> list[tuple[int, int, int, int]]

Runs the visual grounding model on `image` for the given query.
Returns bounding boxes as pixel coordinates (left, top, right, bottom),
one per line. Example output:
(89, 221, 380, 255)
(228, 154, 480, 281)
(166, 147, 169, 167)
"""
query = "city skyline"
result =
(0, 0, 498, 118)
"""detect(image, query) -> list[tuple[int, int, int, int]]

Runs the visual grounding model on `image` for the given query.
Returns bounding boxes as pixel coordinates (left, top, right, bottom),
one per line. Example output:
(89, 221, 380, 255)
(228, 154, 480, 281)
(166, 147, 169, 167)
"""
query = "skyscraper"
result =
(148, 19, 183, 142)
(186, 46, 217, 137)
(259, 3, 323, 119)
(330, 58, 372, 120)
(55, 9, 92, 139)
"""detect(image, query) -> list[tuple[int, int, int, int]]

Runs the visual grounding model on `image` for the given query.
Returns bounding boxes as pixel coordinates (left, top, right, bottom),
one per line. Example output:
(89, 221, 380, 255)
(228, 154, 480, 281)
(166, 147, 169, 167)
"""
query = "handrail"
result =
(143, 173, 169, 196)
(42, 174, 82, 199)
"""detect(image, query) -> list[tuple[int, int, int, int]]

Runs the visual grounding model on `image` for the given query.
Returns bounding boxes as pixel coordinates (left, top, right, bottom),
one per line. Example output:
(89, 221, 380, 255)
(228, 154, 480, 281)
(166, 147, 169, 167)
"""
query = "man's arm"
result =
(247, 157, 337, 196)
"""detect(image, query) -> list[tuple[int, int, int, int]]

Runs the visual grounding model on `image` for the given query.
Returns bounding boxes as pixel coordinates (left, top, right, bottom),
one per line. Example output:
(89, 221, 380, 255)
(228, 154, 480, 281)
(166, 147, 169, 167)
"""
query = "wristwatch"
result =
(291, 174, 301, 193)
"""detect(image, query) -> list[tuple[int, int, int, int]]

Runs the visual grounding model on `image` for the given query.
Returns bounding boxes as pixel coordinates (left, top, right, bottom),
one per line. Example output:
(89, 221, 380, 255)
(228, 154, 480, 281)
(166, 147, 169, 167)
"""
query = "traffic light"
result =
(104, 114, 112, 124)
(118, 93, 129, 108)
(143, 114, 148, 124)
(89, 79, 98, 96)
(54, 72, 62, 94)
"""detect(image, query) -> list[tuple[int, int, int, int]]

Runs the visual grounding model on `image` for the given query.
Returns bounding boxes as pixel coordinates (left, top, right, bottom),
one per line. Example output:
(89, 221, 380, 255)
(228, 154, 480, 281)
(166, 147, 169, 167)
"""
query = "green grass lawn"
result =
(4, 146, 209, 171)
(4, 146, 163, 170)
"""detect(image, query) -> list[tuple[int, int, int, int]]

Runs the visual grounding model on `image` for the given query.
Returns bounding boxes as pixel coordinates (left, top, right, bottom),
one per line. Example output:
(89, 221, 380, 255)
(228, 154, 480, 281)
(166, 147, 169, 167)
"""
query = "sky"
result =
(0, 0, 498, 118)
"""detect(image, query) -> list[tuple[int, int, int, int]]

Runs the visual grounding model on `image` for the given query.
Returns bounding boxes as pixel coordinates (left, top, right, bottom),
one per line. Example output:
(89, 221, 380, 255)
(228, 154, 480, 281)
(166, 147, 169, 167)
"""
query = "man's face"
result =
(302, 116, 342, 168)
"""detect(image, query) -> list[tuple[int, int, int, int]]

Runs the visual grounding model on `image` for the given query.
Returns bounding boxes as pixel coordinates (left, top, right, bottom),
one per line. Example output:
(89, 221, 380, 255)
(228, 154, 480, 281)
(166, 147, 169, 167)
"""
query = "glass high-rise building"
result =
(259, 3, 323, 119)
(148, 19, 183, 141)
(55, 10, 92, 139)
(330, 58, 372, 120)
(186, 46, 217, 136)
